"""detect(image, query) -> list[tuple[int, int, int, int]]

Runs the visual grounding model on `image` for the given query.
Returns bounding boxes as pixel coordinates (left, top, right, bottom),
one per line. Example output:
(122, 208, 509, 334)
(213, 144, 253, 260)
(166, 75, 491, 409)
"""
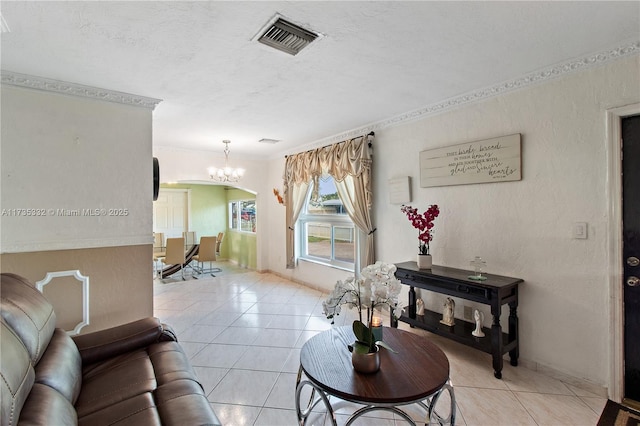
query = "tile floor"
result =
(153, 265, 606, 426)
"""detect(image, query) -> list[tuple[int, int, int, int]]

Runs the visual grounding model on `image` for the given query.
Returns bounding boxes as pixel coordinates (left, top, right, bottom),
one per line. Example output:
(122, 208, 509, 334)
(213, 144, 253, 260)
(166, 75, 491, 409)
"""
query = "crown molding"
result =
(0, 71, 162, 110)
(273, 39, 640, 158)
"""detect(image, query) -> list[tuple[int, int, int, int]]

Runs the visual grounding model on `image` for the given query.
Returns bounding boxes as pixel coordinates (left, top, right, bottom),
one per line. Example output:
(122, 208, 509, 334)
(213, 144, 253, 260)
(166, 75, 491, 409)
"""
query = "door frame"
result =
(607, 102, 640, 402)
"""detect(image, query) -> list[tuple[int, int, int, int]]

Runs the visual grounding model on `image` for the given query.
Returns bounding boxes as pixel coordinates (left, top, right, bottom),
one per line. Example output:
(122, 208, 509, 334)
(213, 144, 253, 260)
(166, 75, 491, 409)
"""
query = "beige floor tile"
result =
(211, 326, 262, 345)
(264, 372, 298, 410)
(580, 396, 608, 415)
(333, 412, 395, 425)
(210, 402, 261, 426)
(514, 392, 599, 426)
(178, 341, 207, 359)
(193, 366, 229, 396)
(214, 301, 256, 314)
(565, 382, 607, 398)
(252, 328, 302, 348)
(502, 363, 573, 395)
(230, 313, 276, 328)
(281, 348, 302, 373)
(455, 387, 537, 425)
(186, 299, 225, 312)
(247, 303, 291, 315)
(153, 269, 604, 426)
(305, 315, 334, 331)
(209, 369, 279, 406)
(267, 314, 312, 330)
(255, 407, 318, 426)
(448, 354, 510, 390)
(197, 310, 243, 326)
(177, 324, 226, 343)
(233, 346, 292, 372)
(190, 343, 250, 368)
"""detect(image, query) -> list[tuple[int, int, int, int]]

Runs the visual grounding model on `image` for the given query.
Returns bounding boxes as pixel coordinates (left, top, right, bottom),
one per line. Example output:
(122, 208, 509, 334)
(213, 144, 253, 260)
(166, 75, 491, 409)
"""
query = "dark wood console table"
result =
(392, 261, 522, 379)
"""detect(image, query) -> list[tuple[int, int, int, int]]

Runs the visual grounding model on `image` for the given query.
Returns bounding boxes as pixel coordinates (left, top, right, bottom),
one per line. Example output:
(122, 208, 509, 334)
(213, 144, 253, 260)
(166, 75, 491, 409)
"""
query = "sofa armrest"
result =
(72, 317, 176, 365)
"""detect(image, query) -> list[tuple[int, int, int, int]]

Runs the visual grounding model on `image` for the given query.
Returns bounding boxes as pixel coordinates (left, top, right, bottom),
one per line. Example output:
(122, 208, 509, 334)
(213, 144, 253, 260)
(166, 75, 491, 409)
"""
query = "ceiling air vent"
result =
(258, 138, 280, 144)
(258, 18, 318, 56)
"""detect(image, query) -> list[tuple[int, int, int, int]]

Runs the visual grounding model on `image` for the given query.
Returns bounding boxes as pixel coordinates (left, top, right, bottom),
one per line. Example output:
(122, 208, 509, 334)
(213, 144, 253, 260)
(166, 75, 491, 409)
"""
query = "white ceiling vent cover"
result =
(258, 18, 318, 56)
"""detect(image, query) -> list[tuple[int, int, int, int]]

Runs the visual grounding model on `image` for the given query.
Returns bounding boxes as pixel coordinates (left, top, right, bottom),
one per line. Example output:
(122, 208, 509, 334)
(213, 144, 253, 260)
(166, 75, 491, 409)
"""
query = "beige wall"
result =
(1, 85, 154, 252)
(263, 55, 640, 391)
(1, 83, 156, 332)
(0, 245, 152, 333)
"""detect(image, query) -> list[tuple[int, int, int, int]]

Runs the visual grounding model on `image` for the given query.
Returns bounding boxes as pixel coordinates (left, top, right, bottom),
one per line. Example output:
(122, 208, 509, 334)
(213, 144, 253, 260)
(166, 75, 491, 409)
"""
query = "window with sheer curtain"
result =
(297, 174, 356, 270)
(282, 135, 374, 271)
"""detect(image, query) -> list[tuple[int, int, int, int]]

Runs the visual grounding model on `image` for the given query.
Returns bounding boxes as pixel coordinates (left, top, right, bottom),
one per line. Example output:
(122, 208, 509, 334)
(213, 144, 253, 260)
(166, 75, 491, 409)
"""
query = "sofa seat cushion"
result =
(75, 341, 219, 425)
(155, 378, 218, 426)
(77, 379, 216, 426)
(77, 393, 160, 426)
(75, 349, 157, 418)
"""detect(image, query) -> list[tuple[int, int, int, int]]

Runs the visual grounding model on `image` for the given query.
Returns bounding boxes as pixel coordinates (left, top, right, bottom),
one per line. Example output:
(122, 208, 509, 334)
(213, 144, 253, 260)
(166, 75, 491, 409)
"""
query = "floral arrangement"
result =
(322, 261, 403, 353)
(401, 204, 440, 255)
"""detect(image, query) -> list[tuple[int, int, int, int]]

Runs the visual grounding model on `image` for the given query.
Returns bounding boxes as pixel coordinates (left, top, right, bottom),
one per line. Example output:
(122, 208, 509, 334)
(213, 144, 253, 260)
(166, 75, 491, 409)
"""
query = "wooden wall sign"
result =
(420, 134, 521, 187)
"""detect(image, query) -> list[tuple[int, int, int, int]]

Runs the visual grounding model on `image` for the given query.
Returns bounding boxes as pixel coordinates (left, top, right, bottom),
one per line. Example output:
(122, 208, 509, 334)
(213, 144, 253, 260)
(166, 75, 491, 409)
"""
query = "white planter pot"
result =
(417, 254, 432, 269)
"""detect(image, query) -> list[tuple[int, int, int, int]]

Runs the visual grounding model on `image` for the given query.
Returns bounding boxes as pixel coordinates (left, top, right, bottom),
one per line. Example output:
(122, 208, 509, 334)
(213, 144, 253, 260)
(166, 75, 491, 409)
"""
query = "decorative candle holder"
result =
(371, 316, 383, 342)
(468, 256, 488, 281)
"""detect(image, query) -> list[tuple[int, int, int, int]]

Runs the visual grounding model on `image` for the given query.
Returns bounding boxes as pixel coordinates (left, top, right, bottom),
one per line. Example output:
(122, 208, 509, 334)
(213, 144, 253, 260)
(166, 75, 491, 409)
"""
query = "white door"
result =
(153, 189, 188, 238)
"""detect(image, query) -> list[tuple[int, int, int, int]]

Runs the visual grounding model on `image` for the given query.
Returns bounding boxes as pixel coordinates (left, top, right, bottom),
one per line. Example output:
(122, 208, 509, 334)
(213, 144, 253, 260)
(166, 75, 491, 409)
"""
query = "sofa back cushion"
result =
(1, 321, 36, 426)
(0, 273, 57, 364)
(16, 383, 78, 426)
(1, 273, 82, 425)
(34, 328, 82, 404)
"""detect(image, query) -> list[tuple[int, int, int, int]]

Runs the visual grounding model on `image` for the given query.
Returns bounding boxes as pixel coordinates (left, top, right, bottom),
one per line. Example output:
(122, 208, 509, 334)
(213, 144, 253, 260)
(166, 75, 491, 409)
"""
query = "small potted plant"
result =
(322, 261, 402, 373)
(401, 204, 440, 269)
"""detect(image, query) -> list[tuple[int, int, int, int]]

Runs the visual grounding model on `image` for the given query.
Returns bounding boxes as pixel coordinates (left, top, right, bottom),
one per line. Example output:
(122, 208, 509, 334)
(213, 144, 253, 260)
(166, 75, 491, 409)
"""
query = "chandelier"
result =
(208, 140, 245, 182)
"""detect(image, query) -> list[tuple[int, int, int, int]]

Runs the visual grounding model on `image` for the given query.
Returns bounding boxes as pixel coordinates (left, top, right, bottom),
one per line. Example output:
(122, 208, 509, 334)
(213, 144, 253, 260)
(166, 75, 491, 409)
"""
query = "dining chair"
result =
(193, 236, 222, 277)
(158, 237, 186, 280)
(152, 232, 165, 278)
(183, 231, 197, 249)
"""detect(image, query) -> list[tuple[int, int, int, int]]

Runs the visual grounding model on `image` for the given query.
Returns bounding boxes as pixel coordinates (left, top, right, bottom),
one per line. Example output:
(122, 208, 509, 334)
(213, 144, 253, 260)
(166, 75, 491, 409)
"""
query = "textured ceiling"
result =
(1, 1, 639, 159)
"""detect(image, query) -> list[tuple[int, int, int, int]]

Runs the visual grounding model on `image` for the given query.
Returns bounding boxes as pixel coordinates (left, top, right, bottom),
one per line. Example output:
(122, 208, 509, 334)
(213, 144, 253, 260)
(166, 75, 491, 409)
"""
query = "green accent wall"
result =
(158, 184, 257, 268)
(159, 184, 227, 256)
(226, 188, 257, 269)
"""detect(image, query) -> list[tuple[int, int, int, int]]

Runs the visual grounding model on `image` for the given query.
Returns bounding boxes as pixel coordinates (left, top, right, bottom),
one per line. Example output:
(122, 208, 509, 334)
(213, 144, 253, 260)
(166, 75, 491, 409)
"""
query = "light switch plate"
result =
(573, 222, 588, 239)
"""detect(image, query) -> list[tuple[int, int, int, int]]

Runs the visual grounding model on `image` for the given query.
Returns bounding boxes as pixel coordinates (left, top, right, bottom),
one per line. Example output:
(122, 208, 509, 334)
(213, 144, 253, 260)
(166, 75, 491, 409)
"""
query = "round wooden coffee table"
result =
(296, 326, 455, 425)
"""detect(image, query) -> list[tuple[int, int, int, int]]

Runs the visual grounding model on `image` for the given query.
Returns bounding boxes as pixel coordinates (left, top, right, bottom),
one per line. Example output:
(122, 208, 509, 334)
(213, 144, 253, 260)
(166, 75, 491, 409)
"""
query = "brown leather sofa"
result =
(0, 273, 221, 426)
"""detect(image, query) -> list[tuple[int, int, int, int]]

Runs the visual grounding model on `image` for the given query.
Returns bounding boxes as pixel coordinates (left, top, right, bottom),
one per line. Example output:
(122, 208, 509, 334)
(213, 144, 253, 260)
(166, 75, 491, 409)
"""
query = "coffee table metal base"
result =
(295, 365, 456, 425)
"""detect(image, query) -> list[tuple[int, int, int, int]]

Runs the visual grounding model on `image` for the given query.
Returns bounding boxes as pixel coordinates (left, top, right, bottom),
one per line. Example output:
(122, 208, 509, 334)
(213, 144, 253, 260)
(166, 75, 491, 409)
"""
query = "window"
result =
(229, 200, 256, 233)
(297, 175, 355, 270)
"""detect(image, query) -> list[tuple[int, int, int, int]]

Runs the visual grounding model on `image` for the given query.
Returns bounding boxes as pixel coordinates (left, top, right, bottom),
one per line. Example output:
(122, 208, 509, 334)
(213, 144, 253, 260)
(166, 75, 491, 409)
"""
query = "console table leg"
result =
(509, 301, 519, 366)
(491, 304, 503, 379)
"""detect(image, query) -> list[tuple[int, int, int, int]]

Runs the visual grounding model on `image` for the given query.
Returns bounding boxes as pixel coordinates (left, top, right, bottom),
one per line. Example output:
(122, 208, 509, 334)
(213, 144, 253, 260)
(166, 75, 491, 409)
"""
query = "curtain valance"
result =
(283, 136, 372, 208)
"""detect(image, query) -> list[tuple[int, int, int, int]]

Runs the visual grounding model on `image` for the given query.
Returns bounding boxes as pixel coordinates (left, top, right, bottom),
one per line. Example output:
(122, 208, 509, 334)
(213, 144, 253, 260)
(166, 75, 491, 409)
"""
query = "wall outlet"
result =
(463, 305, 473, 321)
(573, 222, 588, 239)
